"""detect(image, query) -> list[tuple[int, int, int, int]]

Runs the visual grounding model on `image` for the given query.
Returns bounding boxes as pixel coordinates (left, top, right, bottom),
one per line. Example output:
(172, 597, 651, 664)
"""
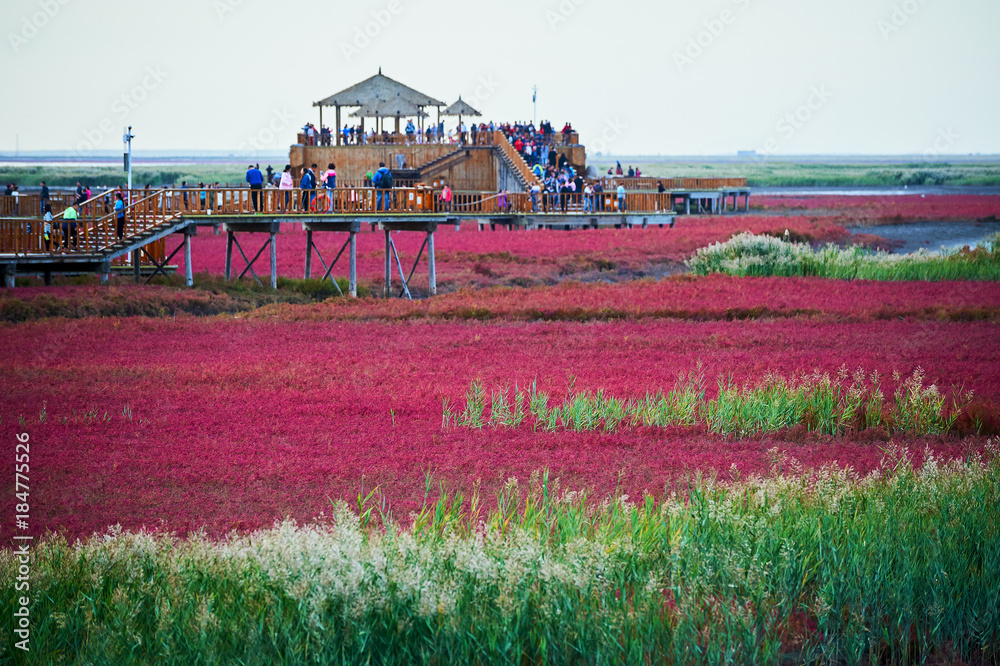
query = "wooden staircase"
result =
(492, 131, 540, 190)
(416, 148, 475, 180)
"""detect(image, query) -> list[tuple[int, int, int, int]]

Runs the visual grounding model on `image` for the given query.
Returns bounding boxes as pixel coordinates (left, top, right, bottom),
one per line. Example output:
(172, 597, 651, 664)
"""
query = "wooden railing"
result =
(297, 131, 495, 147)
(0, 193, 79, 218)
(596, 177, 748, 191)
(1, 191, 177, 258)
(2, 186, 679, 255)
(493, 131, 540, 188)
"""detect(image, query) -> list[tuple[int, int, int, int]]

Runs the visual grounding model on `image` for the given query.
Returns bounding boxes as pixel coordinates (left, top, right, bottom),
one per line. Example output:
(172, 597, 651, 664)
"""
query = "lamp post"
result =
(123, 126, 134, 200)
(532, 86, 537, 127)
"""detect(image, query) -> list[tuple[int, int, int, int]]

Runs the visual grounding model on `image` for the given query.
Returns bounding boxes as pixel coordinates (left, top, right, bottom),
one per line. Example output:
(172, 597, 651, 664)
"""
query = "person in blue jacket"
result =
(372, 162, 393, 211)
(246, 164, 264, 212)
(299, 164, 316, 212)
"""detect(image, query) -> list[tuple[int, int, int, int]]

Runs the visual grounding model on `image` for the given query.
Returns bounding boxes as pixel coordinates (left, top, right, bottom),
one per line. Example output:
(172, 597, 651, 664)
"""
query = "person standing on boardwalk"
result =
(42, 204, 53, 250)
(617, 183, 626, 212)
(278, 165, 293, 212)
(114, 192, 126, 239)
(594, 180, 605, 212)
(39, 181, 49, 215)
(62, 204, 79, 248)
(246, 164, 264, 212)
(323, 163, 337, 212)
(299, 164, 316, 212)
(373, 162, 393, 212)
(439, 183, 452, 212)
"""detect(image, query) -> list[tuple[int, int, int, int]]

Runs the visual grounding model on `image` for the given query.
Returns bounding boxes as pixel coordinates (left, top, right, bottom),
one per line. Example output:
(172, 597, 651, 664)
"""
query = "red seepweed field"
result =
(2, 193, 999, 663)
(1, 197, 999, 540)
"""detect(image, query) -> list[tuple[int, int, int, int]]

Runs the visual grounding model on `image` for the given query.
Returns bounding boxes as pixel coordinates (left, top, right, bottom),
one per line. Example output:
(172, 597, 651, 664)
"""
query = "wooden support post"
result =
(428, 230, 436, 296)
(3, 264, 15, 289)
(99, 260, 110, 286)
(269, 231, 277, 290)
(43, 271, 52, 286)
(225, 229, 234, 280)
(349, 231, 357, 297)
(685, 197, 690, 215)
(304, 229, 313, 279)
(744, 193, 750, 211)
(133, 249, 141, 283)
(384, 229, 391, 298)
(184, 230, 193, 288)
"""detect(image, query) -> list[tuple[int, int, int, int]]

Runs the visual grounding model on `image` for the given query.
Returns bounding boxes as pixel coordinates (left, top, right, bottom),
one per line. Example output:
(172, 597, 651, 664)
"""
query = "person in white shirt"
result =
(583, 184, 594, 212)
(530, 182, 541, 212)
(278, 164, 294, 212)
(617, 184, 626, 212)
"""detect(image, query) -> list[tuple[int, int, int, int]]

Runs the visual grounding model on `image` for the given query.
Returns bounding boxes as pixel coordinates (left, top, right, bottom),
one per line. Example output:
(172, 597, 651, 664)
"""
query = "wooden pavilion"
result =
(313, 69, 446, 144)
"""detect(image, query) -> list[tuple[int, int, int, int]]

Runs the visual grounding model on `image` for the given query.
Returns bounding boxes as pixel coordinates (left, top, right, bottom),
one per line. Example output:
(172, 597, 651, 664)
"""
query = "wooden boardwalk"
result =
(1, 181, 749, 294)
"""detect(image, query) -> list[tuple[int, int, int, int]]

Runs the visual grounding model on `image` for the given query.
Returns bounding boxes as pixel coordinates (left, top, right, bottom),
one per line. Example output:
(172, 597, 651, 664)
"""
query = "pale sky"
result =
(2, 0, 998, 156)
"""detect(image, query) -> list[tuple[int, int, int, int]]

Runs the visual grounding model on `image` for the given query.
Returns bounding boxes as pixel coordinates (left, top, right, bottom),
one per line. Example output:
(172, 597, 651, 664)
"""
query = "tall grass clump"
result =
(3, 449, 998, 664)
(687, 231, 1000, 281)
(450, 368, 972, 438)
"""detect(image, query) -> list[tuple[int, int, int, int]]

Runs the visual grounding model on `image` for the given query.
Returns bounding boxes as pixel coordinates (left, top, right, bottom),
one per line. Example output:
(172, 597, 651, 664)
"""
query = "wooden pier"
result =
(1, 180, 746, 293)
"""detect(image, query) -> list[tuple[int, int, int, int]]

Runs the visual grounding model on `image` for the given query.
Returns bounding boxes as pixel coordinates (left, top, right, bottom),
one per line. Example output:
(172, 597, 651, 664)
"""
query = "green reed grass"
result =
(3, 449, 998, 664)
(449, 368, 969, 438)
(687, 232, 1000, 281)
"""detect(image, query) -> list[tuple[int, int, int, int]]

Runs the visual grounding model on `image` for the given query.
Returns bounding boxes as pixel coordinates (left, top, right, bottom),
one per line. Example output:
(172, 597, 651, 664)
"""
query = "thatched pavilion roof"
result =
(348, 96, 429, 119)
(315, 69, 446, 108)
(442, 96, 481, 117)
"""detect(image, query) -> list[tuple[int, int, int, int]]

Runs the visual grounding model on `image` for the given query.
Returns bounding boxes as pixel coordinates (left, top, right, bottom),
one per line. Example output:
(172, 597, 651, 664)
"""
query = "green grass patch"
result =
(2, 452, 998, 663)
(687, 232, 1000, 281)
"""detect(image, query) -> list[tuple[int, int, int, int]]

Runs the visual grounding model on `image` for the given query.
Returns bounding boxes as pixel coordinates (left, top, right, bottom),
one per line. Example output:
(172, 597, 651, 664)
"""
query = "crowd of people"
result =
(605, 161, 643, 178)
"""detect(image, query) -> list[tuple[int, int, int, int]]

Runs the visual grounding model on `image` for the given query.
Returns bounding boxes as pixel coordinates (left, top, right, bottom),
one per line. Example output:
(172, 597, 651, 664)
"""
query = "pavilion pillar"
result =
(319, 105, 323, 136)
(395, 116, 400, 135)
(336, 106, 342, 145)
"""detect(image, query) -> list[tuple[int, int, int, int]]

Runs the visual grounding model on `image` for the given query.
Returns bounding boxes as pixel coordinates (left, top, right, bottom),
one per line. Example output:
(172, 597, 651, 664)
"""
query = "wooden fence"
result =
(596, 177, 748, 191)
(0, 191, 174, 260)
(297, 131, 496, 147)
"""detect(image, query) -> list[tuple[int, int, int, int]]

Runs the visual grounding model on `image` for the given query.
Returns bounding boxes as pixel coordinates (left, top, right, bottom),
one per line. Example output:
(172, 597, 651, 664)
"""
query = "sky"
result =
(2, 0, 998, 157)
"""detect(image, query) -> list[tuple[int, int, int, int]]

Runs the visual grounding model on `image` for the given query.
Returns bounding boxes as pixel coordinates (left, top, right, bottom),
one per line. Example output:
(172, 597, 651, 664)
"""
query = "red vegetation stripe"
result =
(1, 316, 997, 539)
(251, 275, 1000, 322)
(753, 194, 1000, 221)
(170, 216, 853, 285)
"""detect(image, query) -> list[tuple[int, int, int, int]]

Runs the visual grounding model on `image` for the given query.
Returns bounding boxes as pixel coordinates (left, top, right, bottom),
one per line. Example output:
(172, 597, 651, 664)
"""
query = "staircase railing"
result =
(492, 131, 540, 189)
(1, 192, 181, 256)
